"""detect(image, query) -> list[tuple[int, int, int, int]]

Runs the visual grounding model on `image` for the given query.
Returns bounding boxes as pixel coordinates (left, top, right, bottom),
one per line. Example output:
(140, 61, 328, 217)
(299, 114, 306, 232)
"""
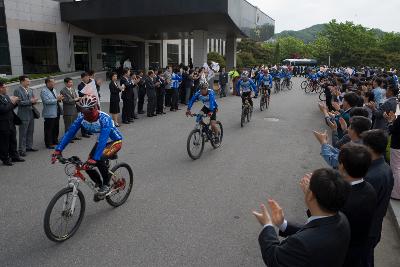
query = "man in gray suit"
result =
(40, 78, 63, 149)
(60, 77, 80, 142)
(367, 85, 398, 130)
(13, 75, 38, 157)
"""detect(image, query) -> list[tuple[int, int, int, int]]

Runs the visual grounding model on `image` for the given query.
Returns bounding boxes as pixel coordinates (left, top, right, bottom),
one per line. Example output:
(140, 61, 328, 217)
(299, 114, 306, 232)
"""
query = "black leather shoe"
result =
(46, 146, 55, 149)
(12, 157, 25, 162)
(82, 135, 90, 138)
(3, 160, 13, 166)
(122, 121, 130, 124)
(73, 137, 82, 140)
(27, 148, 38, 152)
(133, 116, 139, 119)
(147, 114, 153, 117)
(138, 111, 145, 114)
(19, 152, 27, 157)
(129, 119, 134, 122)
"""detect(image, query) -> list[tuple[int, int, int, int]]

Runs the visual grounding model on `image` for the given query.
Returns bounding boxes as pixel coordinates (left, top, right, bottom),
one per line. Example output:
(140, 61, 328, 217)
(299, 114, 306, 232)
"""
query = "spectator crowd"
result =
(252, 67, 399, 267)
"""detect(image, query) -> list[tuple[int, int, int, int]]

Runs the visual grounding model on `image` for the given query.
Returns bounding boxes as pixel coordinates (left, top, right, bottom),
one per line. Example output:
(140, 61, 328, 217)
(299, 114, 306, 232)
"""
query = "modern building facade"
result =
(2, 0, 274, 76)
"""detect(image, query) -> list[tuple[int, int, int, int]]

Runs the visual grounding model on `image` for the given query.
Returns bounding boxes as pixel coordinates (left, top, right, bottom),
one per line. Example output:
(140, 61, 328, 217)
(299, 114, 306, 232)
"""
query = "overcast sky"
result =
(248, 0, 400, 33)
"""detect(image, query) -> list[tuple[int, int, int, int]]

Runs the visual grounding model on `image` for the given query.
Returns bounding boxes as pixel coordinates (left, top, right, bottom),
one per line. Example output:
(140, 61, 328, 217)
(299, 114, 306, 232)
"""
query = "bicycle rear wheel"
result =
(211, 121, 223, 149)
(187, 129, 205, 160)
(44, 187, 85, 242)
(106, 163, 134, 207)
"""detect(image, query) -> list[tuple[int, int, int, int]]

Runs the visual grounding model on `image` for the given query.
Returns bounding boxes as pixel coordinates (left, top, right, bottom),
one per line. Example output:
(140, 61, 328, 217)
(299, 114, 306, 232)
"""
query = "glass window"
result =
(102, 39, 141, 71)
(20, 30, 59, 74)
(167, 44, 179, 66)
(149, 43, 160, 70)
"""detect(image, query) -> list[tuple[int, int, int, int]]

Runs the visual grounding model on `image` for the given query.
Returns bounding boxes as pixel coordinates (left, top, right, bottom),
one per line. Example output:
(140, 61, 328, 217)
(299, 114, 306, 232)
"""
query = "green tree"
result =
(237, 52, 256, 68)
(207, 52, 226, 68)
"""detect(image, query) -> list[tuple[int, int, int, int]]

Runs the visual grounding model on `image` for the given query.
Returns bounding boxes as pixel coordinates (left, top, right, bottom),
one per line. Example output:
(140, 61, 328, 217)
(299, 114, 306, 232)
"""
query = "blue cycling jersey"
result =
(188, 89, 218, 112)
(236, 78, 257, 95)
(259, 74, 273, 87)
(56, 111, 123, 161)
(171, 73, 182, 89)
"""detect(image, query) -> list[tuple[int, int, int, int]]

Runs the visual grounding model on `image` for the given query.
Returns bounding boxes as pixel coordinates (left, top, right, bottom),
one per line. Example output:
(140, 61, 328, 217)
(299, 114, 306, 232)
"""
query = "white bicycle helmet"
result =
(77, 95, 98, 109)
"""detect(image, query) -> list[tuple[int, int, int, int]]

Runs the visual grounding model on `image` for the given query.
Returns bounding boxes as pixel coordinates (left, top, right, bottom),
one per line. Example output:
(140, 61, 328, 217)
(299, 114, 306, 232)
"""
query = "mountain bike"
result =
(241, 96, 253, 127)
(259, 86, 270, 111)
(186, 113, 223, 160)
(280, 78, 293, 90)
(302, 79, 322, 93)
(44, 155, 134, 242)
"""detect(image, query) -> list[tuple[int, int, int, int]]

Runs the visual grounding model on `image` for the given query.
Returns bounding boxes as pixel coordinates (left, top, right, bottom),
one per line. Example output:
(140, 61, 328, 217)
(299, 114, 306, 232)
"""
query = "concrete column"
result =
(90, 37, 103, 71)
(193, 30, 208, 68)
(190, 39, 194, 61)
(178, 39, 182, 64)
(162, 39, 168, 67)
(222, 40, 226, 56)
(226, 37, 237, 70)
(184, 39, 189, 66)
(210, 39, 215, 52)
(7, 28, 23, 75)
(144, 41, 149, 71)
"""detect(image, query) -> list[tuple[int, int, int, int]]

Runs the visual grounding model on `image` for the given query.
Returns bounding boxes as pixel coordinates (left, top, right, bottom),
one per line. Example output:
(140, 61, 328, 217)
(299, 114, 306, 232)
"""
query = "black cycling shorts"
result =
(201, 106, 217, 121)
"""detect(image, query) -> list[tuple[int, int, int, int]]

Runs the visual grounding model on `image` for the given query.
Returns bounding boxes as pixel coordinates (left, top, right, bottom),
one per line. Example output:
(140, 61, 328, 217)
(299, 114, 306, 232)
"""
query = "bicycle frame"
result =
(194, 114, 213, 140)
(60, 157, 119, 215)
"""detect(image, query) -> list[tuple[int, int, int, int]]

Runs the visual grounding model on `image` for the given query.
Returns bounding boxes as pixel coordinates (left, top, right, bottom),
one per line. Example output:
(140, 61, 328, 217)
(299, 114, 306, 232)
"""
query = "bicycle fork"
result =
(64, 182, 79, 216)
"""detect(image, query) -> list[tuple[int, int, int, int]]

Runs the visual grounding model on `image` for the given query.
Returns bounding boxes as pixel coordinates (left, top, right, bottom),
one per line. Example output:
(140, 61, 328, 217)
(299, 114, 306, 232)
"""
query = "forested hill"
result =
(273, 24, 386, 43)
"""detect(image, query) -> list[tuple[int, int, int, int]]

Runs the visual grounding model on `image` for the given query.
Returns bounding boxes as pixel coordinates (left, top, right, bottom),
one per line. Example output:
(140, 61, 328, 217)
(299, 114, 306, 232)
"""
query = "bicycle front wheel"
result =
(247, 106, 253, 122)
(260, 95, 265, 111)
(44, 187, 85, 242)
(241, 108, 246, 127)
(187, 129, 205, 160)
(106, 163, 134, 207)
(319, 91, 326, 101)
(301, 80, 308, 90)
(288, 81, 293, 90)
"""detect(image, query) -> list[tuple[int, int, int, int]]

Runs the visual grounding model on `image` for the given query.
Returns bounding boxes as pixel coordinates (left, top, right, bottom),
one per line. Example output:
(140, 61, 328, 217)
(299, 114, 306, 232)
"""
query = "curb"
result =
(389, 200, 400, 238)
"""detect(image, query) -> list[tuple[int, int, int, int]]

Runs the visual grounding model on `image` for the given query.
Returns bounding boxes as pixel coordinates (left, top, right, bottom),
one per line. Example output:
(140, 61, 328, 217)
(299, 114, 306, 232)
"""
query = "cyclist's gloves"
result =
(86, 159, 97, 165)
(51, 150, 62, 164)
(207, 112, 212, 117)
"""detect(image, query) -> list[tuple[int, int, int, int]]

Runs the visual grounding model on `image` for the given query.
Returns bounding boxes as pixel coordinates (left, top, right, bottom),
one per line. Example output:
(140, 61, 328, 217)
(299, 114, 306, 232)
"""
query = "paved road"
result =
(1, 78, 399, 266)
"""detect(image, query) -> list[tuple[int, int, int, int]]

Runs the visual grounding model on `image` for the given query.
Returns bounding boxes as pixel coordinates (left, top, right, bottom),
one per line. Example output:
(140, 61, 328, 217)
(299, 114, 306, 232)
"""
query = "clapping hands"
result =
(384, 111, 397, 123)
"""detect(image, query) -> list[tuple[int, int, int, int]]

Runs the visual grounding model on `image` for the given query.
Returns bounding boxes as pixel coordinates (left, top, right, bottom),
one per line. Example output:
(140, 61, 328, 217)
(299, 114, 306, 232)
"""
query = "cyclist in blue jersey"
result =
(52, 95, 123, 196)
(236, 71, 257, 107)
(260, 69, 273, 95)
(186, 81, 220, 140)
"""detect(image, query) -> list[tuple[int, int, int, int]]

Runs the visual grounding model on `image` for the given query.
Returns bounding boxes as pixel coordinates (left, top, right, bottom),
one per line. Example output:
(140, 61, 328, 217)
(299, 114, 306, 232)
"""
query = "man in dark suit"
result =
(120, 68, 134, 124)
(60, 78, 80, 141)
(361, 130, 394, 267)
(338, 143, 377, 267)
(145, 70, 158, 117)
(77, 72, 92, 137)
(253, 168, 351, 267)
(0, 82, 25, 166)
